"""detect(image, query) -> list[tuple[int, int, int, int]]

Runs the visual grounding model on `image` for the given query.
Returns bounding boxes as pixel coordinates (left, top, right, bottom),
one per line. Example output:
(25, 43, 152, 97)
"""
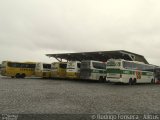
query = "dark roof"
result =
(46, 50, 149, 64)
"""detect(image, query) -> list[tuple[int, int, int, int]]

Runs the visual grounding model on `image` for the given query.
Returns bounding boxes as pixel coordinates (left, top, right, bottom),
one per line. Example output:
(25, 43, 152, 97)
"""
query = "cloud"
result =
(0, 0, 160, 65)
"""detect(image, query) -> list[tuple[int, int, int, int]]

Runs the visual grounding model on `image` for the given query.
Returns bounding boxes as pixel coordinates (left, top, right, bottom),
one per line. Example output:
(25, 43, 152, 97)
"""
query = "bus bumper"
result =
(107, 78, 122, 83)
(66, 72, 79, 79)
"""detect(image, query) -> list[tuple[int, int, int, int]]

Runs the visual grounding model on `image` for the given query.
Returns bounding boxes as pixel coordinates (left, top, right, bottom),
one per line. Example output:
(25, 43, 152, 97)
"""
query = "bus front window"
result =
(59, 64, 67, 69)
(107, 61, 121, 67)
(81, 62, 90, 69)
(43, 64, 51, 69)
(1, 61, 7, 68)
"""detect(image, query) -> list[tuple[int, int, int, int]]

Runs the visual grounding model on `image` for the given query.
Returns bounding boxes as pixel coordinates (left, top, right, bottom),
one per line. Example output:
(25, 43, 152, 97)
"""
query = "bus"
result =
(80, 60, 106, 81)
(66, 61, 81, 79)
(51, 62, 67, 79)
(35, 62, 51, 78)
(1, 61, 36, 78)
(106, 59, 155, 84)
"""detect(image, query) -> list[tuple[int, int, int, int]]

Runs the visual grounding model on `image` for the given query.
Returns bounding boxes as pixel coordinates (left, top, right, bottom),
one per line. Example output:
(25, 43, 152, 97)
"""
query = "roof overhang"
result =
(46, 50, 149, 64)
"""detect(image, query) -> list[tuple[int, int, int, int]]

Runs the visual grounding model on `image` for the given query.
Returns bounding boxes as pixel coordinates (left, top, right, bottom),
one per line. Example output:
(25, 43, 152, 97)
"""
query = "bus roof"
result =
(2, 61, 36, 64)
(46, 50, 149, 64)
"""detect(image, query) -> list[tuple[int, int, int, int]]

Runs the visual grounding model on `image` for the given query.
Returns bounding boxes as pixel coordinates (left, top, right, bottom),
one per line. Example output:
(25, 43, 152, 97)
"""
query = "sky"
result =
(0, 0, 160, 65)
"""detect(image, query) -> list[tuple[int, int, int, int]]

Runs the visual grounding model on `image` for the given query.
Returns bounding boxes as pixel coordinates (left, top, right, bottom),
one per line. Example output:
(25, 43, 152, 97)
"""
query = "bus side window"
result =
(132, 63, 137, 70)
(123, 61, 132, 69)
(137, 64, 142, 70)
(28, 64, 36, 68)
(21, 63, 26, 68)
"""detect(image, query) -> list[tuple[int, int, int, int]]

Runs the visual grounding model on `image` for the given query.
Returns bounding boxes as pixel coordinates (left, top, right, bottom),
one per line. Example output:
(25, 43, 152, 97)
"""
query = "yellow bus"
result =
(35, 62, 51, 78)
(66, 61, 81, 79)
(1, 61, 36, 78)
(51, 62, 67, 79)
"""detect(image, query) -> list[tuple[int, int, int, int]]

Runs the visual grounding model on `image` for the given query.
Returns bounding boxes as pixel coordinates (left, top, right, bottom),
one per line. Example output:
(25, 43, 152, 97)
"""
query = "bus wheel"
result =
(15, 73, 20, 78)
(133, 78, 137, 85)
(129, 78, 133, 85)
(99, 76, 104, 82)
(11, 76, 14, 78)
(21, 73, 26, 78)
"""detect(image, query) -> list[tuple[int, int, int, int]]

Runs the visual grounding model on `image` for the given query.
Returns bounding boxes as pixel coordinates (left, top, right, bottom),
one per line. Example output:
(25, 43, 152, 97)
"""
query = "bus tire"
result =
(21, 73, 26, 78)
(129, 78, 133, 85)
(99, 76, 104, 82)
(15, 73, 20, 78)
(133, 78, 137, 85)
(11, 76, 14, 78)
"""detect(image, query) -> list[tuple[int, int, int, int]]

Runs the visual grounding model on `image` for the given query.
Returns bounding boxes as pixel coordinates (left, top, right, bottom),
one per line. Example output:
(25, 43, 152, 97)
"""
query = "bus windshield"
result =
(67, 62, 81, 69)
(107, 61, 121, 67)
(67, 62, 76, 69)
(43, 64, 51, 69)
(1, 61, 7, 68)
(92, 62, 106, 69)
(81, 61, 90, 69)
(59, 64, 67, 69)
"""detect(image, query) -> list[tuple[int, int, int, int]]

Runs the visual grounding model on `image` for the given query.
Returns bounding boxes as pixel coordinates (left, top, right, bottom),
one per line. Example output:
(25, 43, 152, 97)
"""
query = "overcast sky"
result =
(0, 0, 160, 65)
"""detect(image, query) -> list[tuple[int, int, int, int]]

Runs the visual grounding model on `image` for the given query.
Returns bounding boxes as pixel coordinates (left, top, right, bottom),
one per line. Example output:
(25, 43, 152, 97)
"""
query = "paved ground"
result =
(0, 76, 160, 114)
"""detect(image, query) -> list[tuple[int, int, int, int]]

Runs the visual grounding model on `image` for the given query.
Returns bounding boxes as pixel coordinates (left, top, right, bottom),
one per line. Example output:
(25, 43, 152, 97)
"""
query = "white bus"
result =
(66, 61, 81, 79)
(106, 59, 155, 85)
(80, 60, 106, 81)
(35, 62, 51, 78)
